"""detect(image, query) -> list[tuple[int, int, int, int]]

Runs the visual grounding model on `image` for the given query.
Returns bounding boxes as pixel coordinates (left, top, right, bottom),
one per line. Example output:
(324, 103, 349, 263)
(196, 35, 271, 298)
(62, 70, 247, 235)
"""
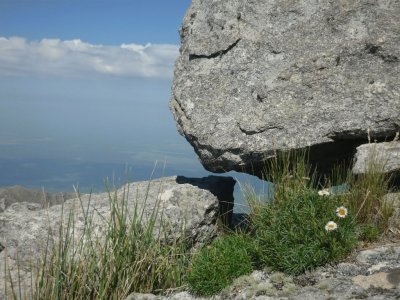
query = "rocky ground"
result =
(129, 241, 400, 300)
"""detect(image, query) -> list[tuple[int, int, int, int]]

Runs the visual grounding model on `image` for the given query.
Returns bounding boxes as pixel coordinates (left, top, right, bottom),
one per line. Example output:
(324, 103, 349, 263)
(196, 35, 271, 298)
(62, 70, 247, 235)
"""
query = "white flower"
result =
(318, 189, 330, 196)
(325, 221, 338, 232)
(336, 206, 348, 218)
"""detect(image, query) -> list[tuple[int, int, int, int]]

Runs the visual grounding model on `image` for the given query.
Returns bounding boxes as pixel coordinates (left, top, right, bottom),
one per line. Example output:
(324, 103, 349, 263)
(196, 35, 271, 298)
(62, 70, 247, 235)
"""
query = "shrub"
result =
(186, 234, 253, 296)
(250, 188, 357, 275)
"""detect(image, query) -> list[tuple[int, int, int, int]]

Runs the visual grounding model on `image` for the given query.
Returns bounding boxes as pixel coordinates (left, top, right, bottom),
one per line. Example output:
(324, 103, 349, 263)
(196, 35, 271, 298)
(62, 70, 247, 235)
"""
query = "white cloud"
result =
(0, 36, 179, 79)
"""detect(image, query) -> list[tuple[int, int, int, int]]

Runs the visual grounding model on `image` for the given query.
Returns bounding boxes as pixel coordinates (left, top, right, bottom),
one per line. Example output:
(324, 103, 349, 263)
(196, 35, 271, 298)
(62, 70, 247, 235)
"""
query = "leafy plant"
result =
(358, 223, 381, 242)
(246, 150, 359, 275)
(250, 189, 357, 275)
(186, 234, 253, 296)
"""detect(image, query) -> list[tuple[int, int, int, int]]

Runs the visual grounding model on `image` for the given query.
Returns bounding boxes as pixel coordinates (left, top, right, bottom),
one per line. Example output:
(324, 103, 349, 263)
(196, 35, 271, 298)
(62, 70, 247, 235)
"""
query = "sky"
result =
(0, 0, 192, 169)
(0, 0, 265, 209)
(0, 0, 207, 188)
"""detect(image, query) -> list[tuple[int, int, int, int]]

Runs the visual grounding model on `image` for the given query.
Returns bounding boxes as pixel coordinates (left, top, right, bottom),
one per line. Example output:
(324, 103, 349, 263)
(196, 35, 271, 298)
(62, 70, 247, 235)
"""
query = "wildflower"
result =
(318, 188, 330, 196)
(336, 206, 348, 218)
(325, 221, 338, 232)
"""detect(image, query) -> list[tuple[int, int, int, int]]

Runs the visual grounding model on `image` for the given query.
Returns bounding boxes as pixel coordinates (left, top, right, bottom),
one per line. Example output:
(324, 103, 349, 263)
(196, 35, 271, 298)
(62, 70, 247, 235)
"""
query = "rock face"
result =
(170, 0, 400, 176)
(0, 176, 235, 299)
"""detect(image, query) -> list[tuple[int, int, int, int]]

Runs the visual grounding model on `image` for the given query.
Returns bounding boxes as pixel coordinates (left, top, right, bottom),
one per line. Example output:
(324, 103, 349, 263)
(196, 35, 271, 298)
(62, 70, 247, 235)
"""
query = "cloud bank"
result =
(0, 36, 179, 79)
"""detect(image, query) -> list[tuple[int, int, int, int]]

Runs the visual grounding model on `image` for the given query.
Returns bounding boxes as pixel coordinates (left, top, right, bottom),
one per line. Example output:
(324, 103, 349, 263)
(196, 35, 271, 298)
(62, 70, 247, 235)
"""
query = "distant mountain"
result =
(0, 185, 76, 212)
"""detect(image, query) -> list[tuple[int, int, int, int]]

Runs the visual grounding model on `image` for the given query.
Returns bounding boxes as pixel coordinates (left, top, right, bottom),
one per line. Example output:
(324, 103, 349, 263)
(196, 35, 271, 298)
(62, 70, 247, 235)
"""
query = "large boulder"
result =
(0, 176, 235, 299)
(170, 0, 400, 177)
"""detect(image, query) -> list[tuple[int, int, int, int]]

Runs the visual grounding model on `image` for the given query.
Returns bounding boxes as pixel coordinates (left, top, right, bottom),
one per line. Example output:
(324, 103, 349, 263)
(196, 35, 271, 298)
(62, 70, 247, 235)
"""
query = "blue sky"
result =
(0, 0, 190, 45)
(0, 1, 205, 184)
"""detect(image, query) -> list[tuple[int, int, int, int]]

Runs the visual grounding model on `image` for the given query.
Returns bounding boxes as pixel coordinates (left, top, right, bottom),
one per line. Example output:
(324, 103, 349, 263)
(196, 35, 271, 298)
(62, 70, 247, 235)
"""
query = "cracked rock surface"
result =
(170, 0, 400, 176)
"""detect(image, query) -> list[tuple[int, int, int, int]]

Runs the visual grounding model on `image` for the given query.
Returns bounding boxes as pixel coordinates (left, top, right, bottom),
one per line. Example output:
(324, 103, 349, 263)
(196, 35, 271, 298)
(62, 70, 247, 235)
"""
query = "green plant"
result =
(244, 147, 397, 276)
(358, 223, 381, 242)
(347, 161, 393, 231)
(260, 150, 316, 203)
(186, 234, 253, 296)
(250, 188, 357, 275)
(245, 151, 358, 275)
(328, 143, 394, 231)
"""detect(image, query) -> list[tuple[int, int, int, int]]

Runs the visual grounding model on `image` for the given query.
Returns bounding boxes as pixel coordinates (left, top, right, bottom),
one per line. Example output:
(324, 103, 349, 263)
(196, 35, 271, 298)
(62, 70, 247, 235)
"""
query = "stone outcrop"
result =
(353, 141, 400, 184)
(0, 176, 235, 299)
(170, 0, 400, 177)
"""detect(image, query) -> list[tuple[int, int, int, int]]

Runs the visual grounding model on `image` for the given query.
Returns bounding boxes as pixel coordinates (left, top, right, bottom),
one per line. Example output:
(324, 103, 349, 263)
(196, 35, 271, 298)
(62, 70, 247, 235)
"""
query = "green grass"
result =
(326, 144, 394, 233)
(186, 234, 253, 296)
(346, 159, 393, 232)
(358, 223, 381, 242)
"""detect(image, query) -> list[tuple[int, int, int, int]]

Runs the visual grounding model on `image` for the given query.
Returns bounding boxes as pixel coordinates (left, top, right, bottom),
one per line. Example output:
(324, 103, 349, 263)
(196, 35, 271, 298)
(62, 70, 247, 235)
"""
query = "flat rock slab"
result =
(170, 0, 400, 176)
(353, 270, 400, 290)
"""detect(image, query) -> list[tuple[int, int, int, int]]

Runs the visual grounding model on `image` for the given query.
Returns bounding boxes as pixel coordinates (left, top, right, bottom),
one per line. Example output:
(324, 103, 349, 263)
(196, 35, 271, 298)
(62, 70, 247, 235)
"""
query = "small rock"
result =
(336, 262, 364, 276)
(368, 262, 389, 274)
(387, 268, 400, 288)
(353, 142, 400, 178)
(125, 293, 157, 300)
(357, 246, 400, 265)
(352, 272, 397, 290)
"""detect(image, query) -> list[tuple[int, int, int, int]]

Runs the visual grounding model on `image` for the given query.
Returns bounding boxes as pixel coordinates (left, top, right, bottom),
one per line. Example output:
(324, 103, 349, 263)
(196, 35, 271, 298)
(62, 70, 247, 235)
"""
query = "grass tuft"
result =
(30, 181, 190, 299)
(186, 234, 253, 296)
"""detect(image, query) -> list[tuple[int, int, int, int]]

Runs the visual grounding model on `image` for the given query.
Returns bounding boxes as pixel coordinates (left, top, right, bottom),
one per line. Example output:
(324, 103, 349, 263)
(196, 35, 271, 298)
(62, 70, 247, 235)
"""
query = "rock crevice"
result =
(188, 38, 241, 61)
